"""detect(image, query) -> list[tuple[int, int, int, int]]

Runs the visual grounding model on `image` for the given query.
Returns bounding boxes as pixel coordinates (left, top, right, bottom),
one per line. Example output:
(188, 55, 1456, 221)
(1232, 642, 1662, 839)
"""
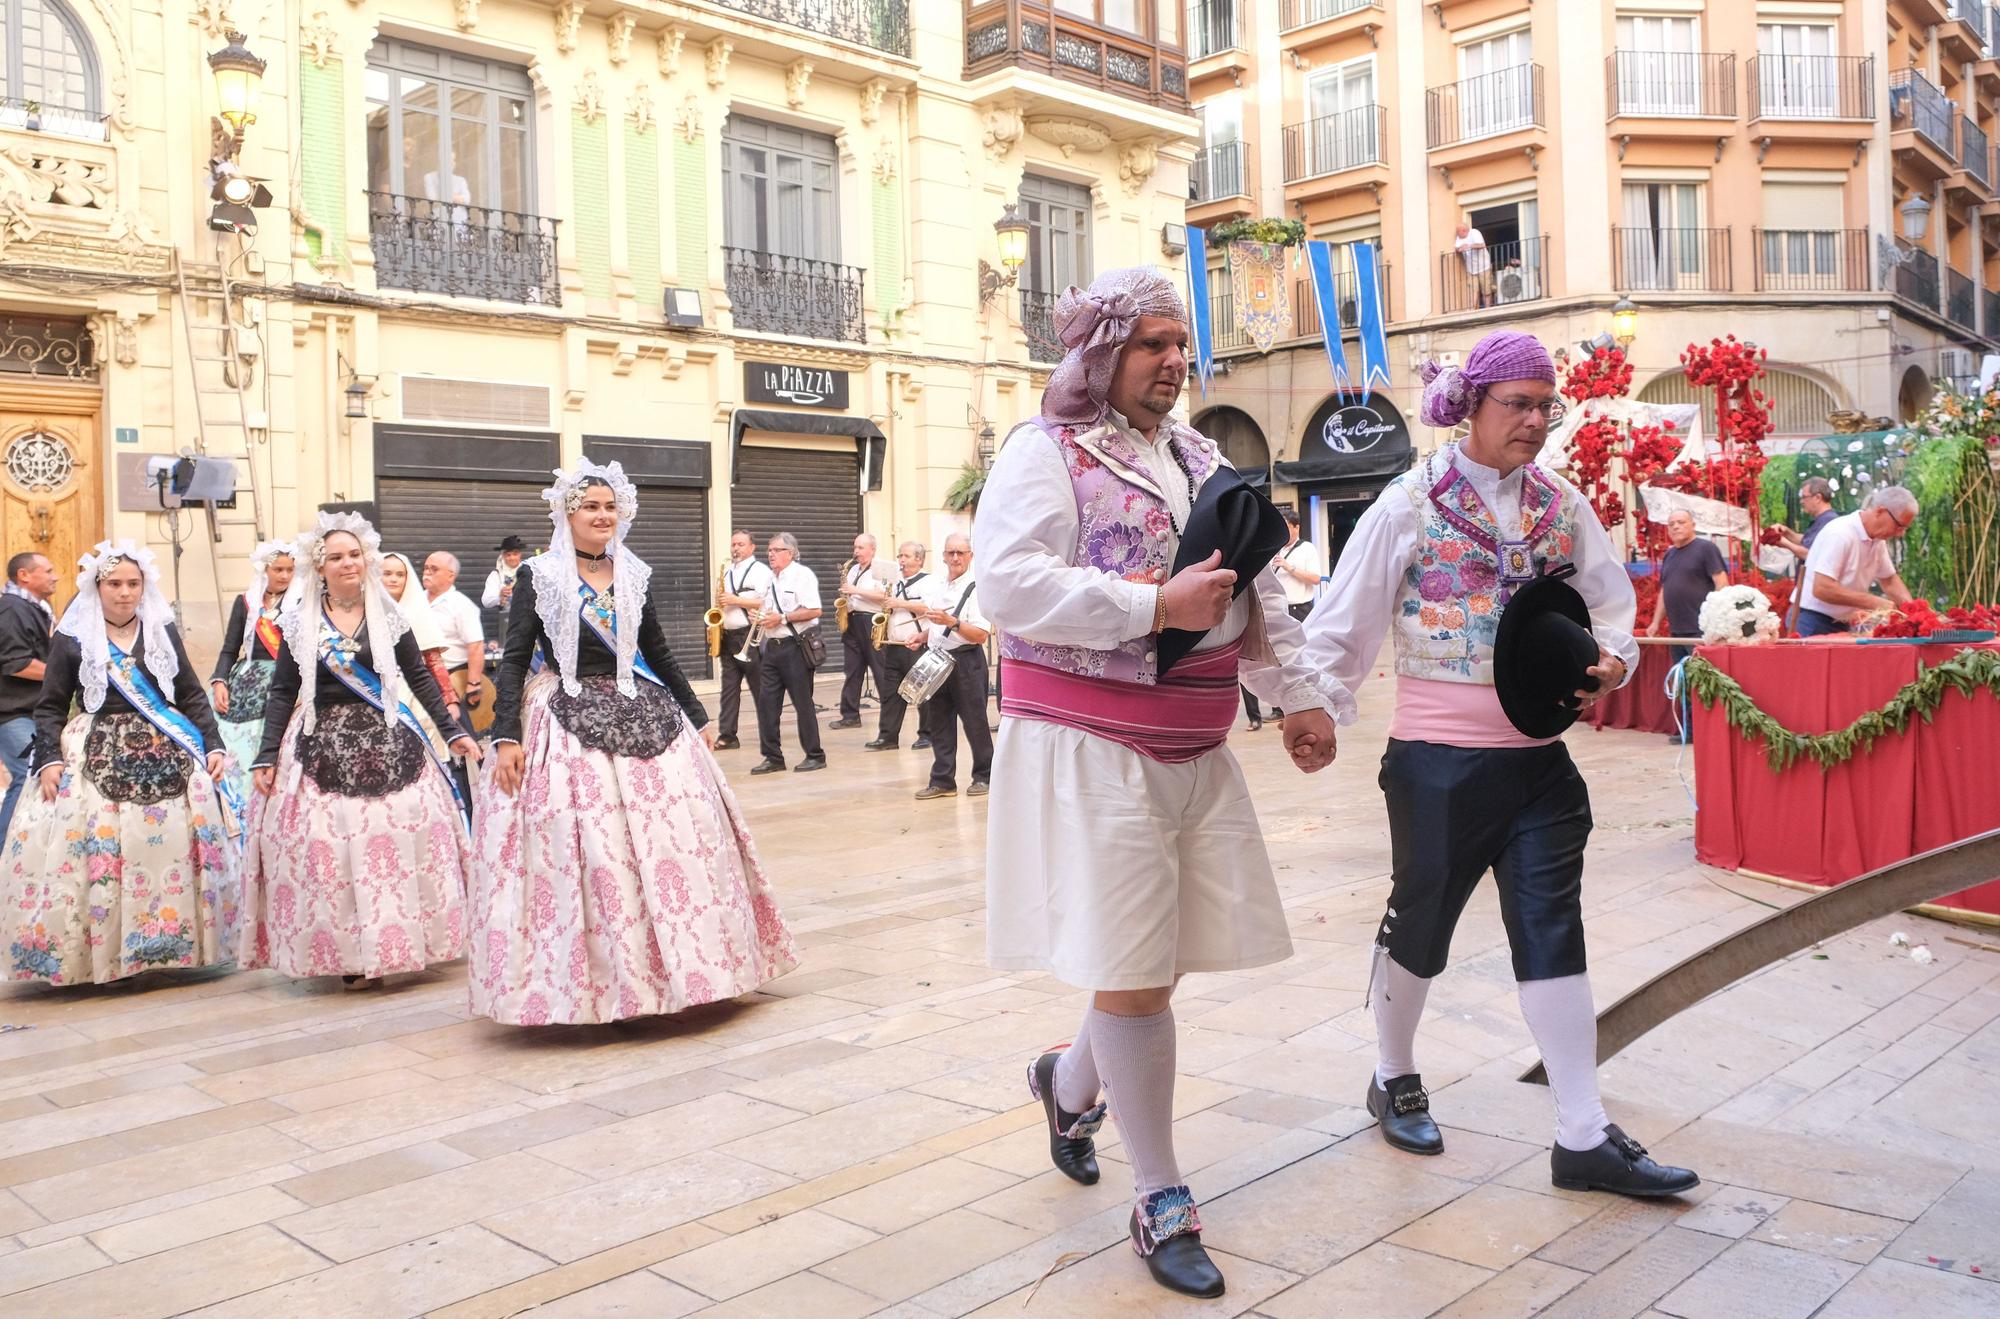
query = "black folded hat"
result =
(1158, 465, 1289, 676)
(1492, 563, 1602, 739)
(495, 535, 529, 553)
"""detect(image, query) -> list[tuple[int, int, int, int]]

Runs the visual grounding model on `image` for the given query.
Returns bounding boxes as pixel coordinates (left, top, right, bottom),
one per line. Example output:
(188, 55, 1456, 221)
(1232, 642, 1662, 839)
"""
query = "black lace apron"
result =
(83, 711, 192, 803)
(295, 700, 428, 798)
(547, 673, 683, 759)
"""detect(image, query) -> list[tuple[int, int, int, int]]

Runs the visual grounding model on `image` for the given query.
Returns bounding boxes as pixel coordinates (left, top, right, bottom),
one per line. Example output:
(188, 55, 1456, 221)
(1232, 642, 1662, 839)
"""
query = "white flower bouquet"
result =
(1698, 584, 1780, 646)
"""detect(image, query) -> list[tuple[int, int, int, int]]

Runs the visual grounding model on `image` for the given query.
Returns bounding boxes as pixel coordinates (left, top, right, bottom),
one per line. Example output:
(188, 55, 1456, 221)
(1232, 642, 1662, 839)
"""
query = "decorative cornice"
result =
(706, 39, 732, 89)
(1027, 116, 1110, 158)
(606, 14, 635, 66)
(860, 78, 889, 127)
(980, 104, 1024, 164)
(554, 0, 584, 54)
(785, 59, 813, 110)
(658, 26, 686, 78)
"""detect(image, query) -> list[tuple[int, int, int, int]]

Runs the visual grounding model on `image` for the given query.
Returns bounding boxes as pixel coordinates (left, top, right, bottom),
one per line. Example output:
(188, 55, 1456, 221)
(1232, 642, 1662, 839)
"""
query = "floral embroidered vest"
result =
(997, 416, 1220, 686)
(1391, 447, 1581, 684)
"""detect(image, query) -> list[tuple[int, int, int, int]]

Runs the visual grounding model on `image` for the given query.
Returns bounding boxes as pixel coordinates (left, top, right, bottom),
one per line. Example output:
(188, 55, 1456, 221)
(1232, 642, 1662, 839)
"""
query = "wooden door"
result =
(0, 387, 100, 615)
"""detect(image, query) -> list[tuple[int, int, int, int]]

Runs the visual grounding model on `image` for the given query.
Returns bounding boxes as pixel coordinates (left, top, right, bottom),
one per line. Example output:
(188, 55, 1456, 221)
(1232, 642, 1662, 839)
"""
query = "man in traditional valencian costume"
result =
(1303, 330, 1700, 1199)
(977, 269, 1343, 1298)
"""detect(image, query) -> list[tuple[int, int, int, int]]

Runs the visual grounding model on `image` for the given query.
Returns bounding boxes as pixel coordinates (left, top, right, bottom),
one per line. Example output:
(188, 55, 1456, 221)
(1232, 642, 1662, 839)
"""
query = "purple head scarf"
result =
(1040, 267, 1188, 427)
(1419, 330, 1557, 428)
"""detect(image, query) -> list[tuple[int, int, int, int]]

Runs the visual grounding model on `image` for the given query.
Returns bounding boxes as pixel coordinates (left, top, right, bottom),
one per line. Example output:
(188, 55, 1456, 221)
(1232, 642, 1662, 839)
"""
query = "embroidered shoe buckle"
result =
(1059, 1101, 1107, 1142)
(1611, 1131, 1648, 1161)
(1137, 1187, 1203, 1251)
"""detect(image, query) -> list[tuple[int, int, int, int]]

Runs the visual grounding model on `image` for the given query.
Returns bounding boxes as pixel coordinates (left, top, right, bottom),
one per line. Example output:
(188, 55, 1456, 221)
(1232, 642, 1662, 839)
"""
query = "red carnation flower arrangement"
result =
(1871, 598, 2000, 638)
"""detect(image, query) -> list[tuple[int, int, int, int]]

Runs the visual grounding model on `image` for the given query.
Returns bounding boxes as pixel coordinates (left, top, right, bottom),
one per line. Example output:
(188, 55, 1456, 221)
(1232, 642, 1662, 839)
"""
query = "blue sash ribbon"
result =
(106, 641, 246, 838)
(317, 628, 469, 825)
(578, 584, 665, 688)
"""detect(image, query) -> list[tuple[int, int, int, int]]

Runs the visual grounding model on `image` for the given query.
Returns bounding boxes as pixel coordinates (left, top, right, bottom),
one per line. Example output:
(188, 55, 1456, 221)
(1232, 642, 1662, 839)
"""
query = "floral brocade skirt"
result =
(238, 702, 469, 979)
(2, 713, 239, 985)
(215, 657, 275, 805)
(469, 672, 797, 1025)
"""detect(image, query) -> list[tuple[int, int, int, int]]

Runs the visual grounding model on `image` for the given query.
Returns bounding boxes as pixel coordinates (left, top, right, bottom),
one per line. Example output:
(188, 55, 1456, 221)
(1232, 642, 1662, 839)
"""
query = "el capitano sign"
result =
(744, 360, 850, 411)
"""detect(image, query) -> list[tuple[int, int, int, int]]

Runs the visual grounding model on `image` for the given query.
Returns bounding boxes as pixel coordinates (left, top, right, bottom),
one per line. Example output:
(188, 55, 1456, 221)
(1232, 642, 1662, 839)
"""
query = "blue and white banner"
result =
(1304, 240, 1353, 401)
(1350, 240, 1392, 393)
(1185, 225, 1214, 396)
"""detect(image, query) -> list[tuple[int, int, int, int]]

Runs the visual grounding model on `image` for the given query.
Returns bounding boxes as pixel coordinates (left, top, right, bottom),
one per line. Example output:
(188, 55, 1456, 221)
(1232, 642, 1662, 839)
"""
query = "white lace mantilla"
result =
(531, 461, 652, 697)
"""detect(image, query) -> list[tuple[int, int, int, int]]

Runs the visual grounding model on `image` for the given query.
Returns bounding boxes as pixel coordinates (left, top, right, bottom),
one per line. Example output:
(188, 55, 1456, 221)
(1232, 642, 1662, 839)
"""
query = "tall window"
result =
(1, 0, 99, 122)
(1057, 0, 1143, 33)
(1305, 57, 1377, 175)
(1459, 29, 1534, 139)
(365, 38, 534, 216)
(1620, 182, 1704, 290)
(1760, 180, 1847, 284)
(1757, 23, 1835, 117)
(1615, 15, 1699, 115)
(722, 116, 840, 261)
(1020, 174, 1091, 295)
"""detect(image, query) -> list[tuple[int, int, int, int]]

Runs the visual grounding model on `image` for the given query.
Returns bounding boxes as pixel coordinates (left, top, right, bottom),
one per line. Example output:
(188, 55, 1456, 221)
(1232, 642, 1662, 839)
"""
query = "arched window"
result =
(1637, 364, 1839, 439)
(3, 0, 100, 119)
(1192, 406, 1270, 474)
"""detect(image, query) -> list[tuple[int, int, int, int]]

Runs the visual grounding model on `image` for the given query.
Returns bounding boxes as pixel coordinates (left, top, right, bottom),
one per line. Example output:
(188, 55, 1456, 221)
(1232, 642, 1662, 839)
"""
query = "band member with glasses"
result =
(1303, 329, 1700, 1201)
(750, 533, 826, 775)
(831, 533, 892, 730)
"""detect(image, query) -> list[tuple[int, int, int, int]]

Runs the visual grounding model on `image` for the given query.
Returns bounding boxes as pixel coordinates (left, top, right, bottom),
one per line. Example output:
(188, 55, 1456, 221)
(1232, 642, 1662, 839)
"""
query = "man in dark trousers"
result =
(750, 532, 827, 774)
(1648, 508, 1729, 743)
(714, 529, 774, 751)
(0, 550, 56, 838)
(831, 533, 892, 729)
(914, 533, 992, 800)
(865, 539, 936, 752)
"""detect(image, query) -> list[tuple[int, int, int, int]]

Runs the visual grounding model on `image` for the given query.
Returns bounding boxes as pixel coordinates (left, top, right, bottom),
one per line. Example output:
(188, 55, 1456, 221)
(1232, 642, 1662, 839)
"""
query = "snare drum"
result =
(898, 648, 957, 706)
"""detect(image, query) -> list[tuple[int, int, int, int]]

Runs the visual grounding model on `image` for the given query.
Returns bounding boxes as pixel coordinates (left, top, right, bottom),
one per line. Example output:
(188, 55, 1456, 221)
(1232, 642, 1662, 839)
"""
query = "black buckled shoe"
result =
(1130, 1187, 1225, 1299)
(1367, 1073, 1444, 1156)
(1027, 1050, 1105, 1186)
(1551, 1124, 1700, 1198)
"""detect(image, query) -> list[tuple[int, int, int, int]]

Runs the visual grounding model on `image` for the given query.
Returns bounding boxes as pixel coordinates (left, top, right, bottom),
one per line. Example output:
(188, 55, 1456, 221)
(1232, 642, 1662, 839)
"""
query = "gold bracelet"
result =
(1153, 586, 1168, 634)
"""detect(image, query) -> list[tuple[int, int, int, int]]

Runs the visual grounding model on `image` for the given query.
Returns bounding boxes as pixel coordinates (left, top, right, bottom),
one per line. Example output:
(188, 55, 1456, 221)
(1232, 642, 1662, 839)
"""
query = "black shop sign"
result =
(1276, 391, 1416, 486)
(744, 360, 849, 410)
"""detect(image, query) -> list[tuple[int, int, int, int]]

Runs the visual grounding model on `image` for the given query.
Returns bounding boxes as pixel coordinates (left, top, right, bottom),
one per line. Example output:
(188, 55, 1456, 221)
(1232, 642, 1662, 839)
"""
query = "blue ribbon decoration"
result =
(577, 584, 666, 688)
(316, 630, 469, 827)
(1186, 225, 1214, 397)
(106, 641, 247, 839)
(1305, 240, 1353, 401)
(1350, 240, 1392, 393)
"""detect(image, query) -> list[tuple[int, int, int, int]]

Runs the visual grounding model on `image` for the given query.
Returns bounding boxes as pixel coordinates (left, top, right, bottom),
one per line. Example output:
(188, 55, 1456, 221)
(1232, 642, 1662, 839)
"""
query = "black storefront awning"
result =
(1276, 392, 1415, 487)
(730, 408, 887, 491)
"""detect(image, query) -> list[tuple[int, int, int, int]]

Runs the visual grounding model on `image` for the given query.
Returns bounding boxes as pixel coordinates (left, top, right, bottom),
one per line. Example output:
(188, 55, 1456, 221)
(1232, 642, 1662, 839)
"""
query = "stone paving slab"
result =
(1, 699, 1997, 1316)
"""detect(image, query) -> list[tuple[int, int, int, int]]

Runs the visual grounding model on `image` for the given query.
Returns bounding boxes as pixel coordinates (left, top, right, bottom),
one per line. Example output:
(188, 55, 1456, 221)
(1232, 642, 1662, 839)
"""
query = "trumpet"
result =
(704, 560, 728, 658)
(834, 557, 855, 632)
(733, 618, 767, 663)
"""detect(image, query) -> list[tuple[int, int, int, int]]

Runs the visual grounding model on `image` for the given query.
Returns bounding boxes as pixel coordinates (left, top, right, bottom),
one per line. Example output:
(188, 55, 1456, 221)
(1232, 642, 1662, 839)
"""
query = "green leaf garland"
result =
(1681, 647, 2000, 773)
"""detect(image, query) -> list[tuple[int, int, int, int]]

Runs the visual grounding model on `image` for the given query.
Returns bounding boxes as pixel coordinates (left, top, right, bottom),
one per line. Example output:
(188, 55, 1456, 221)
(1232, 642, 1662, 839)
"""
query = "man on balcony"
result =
(1455, 222, 1492, 309)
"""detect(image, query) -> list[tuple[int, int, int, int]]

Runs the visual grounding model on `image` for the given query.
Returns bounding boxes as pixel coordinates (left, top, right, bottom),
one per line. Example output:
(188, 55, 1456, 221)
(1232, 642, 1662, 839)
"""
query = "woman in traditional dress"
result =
(209, 540, 298, 804)
(474, 461, 796, 1026)
(3, 542, 238, 984)
(240, 512, 479, 990)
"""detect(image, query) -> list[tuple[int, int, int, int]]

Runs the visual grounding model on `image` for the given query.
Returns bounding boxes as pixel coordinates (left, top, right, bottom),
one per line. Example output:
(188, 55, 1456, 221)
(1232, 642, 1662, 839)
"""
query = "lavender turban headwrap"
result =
(1418, 330, 1557, 428)
(1040, 267, 1188, 427)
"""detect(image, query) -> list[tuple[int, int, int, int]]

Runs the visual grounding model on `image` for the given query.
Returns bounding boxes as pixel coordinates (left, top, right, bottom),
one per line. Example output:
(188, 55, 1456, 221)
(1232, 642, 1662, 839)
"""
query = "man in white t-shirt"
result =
(1796, 486, 1916, 637)
(422, 551, 487, 717)
(1455, 222, 1491, 307)
(1244, 509, 1323, 731)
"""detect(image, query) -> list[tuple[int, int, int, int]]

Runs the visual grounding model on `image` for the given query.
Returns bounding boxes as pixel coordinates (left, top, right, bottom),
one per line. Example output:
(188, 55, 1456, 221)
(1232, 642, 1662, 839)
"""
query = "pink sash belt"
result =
(1000, 639, 1244, 764)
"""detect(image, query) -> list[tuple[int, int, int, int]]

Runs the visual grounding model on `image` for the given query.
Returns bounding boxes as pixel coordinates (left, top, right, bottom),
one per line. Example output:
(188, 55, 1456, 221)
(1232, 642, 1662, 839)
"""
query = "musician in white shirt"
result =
(865, 540, 937, 751)
(1244, 509, 1323, 730)
(832, 534, 894, 729)
(914, 533, 991, 800)
(715, 530, 776, 751)
(750, 533, 825, 774)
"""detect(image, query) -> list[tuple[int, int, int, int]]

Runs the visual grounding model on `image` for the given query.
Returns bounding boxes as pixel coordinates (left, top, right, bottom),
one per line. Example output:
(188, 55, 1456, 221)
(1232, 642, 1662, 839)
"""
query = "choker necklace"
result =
(325, 591, 363, 610)
(575, 547, 611, 564)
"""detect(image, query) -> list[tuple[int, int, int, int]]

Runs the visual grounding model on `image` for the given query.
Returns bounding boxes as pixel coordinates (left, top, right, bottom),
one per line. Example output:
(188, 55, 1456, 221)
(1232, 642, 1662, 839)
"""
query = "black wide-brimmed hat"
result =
(494, 535, 529, 553)
(1492, 564, 1601, 739)
(1158, 465, 1289, 676)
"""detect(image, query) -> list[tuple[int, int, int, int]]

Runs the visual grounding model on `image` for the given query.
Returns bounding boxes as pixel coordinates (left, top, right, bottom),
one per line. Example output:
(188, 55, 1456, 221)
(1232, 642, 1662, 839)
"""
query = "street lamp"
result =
(208, 29, 266, 151)
(1610, 296, 1639, 348)
(1899, 194, 1933, 244)
(980, 203, 1030, 307)
(977, 423, 997, 468)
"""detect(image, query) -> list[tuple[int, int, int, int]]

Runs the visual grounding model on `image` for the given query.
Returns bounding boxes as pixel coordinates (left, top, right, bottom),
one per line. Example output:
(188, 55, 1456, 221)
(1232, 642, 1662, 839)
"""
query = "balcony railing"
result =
(1611, 226, 1733, 293)
(723, 248, 867, 343)
(1021, 288, 1062, 363)
(1606, 51, 1736, 118)
(1280, 0, 1381, 29)
(964, 2, 1189, 110)
(1281, 103, 1386, 181)
(367, 193, 560, 305)
(1207, 282, 1248, 353)
(1963, 115, 1994, 188)
(1190, 140, 1252, 203)
(1748, 55, 1875, 121)
(1438, 235, 1551, 314)
(1986, 287, 2000, 340)
(1890, 68, 1956, 153)
(710, 0, 910, 57)
(0, 95, 109, 141)
(1950, 267, 1977, 331)
(1292, 265, 1392, 340)
(1752, 228, 1872, 292)
(1427, 64, 1544, 149)
(1187, 1, 1240, 60)
(1893, 244, 1940, 310)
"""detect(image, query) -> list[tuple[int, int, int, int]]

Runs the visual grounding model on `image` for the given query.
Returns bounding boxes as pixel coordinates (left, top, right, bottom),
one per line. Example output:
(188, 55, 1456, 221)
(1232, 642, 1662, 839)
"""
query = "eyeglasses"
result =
(1884, 510, 1915, 532)
(1490, 395, 1567, 424)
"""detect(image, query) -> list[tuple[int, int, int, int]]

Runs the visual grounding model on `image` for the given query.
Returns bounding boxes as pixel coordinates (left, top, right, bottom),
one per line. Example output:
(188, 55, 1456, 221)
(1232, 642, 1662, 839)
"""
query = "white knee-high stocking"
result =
(1092, 1005, 1184, 1197)
(1371, 947, 1433, 1087)
(1052, 1007, 1102, 1114)
(1517, 973, 1612, 1152)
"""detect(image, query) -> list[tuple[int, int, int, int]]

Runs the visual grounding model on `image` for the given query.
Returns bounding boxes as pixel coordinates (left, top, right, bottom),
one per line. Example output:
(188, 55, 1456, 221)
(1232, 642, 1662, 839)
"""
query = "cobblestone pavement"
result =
(1, 689, 1996, 1318)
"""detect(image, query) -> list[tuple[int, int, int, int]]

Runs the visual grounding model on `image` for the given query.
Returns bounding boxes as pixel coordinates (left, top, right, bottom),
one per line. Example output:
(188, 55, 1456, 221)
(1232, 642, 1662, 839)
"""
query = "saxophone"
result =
(834, 557, 855, 632)
(704, 559, 728, 658)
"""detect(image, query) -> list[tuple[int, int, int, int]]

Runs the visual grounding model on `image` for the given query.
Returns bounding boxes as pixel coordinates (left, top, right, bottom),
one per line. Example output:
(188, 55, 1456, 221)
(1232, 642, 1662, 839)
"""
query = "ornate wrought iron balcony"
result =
(367, 193, 561, 306)
(709, 0, 911, 57)
(724, 248, 868, 344)
(1020, 289, 1062, 364)
(964, 1, 1189, 112)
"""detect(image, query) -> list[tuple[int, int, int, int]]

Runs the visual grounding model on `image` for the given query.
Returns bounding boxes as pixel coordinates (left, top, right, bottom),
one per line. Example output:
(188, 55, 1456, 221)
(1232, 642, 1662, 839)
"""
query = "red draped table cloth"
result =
(1585, 643, 1680, 736)
(1692, 639, 2000, 921)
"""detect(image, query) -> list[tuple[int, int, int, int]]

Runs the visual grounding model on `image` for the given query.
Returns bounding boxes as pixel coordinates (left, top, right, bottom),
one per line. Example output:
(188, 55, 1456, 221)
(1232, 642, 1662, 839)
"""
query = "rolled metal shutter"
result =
(373, 477, 551, 634)
(731, 446, 862, 620)
(612, 486, 712, 679)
